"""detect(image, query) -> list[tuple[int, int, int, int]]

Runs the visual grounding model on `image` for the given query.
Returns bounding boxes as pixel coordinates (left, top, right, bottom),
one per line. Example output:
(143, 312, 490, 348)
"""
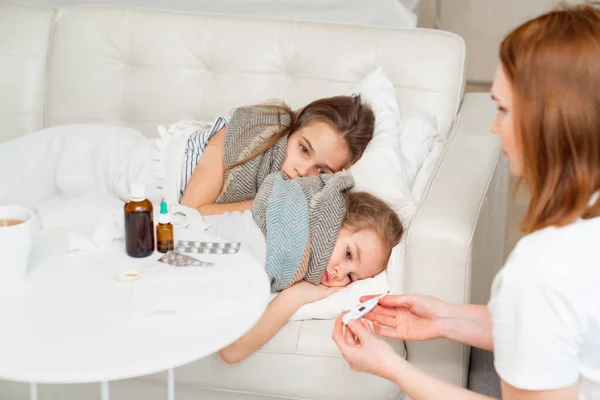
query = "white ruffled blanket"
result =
(0, 121, 209, 211)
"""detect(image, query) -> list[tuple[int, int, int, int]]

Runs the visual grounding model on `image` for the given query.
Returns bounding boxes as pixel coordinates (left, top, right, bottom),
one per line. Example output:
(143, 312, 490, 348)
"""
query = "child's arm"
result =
(180, 128, 253, 215)
(219, 282, 341, 364)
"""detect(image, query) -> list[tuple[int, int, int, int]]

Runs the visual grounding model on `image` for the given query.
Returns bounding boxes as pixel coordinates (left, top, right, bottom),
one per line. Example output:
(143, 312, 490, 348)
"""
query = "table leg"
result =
(101, 381, 110, 400)
(30, 383, 38, 400)
(168, 368, 175, 400)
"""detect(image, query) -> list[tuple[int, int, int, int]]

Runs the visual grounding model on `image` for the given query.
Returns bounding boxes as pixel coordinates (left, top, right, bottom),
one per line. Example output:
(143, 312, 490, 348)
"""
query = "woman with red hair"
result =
(333, 4, 600, 399)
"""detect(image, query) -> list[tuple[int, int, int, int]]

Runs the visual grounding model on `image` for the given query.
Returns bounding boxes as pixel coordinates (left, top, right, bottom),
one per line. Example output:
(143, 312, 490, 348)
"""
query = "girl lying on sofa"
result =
(178, 95, 375, 215)
(0, 95, 375, 214)
(181, 96, 375, 215)
(217, 169, 403, 364)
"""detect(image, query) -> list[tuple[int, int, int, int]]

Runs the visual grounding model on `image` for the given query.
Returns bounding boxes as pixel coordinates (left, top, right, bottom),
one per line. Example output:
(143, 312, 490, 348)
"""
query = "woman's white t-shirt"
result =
(489, 212, 600, 399)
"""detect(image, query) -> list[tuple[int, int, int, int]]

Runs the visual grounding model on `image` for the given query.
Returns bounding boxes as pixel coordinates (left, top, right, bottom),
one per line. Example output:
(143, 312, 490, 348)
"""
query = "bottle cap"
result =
(130, 183, 145, 201)
(159, 201, 171, 224)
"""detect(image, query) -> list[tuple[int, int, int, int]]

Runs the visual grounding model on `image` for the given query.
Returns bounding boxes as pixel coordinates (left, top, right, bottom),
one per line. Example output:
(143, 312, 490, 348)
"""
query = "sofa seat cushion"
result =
(140, 319, 406, 400)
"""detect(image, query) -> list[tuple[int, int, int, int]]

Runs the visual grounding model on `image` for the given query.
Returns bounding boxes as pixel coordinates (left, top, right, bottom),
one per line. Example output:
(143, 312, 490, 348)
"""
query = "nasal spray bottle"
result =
(156, 201, 174, 253)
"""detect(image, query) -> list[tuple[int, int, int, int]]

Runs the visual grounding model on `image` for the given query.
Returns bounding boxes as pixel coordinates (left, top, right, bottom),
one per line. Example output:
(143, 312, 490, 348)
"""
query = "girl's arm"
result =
(219, 282, 341, 364)
(219, 286, 303, 364)
(180, 128, 253, 215)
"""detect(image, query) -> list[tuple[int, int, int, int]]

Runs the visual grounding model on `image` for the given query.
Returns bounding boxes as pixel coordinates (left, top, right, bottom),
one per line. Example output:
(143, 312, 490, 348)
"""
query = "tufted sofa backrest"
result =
(0, 3, 465, 140)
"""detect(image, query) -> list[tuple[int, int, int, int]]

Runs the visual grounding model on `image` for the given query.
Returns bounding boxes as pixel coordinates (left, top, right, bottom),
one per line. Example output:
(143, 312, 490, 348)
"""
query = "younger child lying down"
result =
(219, 177, 403, 364)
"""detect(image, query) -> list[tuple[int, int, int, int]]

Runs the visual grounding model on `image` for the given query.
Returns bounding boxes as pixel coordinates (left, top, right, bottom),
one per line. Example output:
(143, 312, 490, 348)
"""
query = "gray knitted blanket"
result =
(216, 106, 290, 204)
(253, 171, 355, 291)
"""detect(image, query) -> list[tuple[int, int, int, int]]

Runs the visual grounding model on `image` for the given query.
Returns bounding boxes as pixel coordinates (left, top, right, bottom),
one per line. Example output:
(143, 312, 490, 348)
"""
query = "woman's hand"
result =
(288, 281, 343, 305)
(334, 313, 499, 400)
(360, 294, 451, 341)
(332, 313, 405, 382)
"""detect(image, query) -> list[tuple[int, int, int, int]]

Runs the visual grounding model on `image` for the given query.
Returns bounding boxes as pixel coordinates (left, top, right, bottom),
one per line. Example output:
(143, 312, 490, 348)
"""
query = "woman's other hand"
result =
(359, 294, 451, 341)
(332, 313, 404, 381)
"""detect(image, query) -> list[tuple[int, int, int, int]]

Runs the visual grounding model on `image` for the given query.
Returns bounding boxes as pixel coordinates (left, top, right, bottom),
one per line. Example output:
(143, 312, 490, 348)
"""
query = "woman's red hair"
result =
(500, 3, 600, 233)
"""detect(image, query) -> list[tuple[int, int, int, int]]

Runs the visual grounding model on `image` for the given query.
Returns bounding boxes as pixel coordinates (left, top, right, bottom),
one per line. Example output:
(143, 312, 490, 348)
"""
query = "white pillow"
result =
(411, 132, 446, 203)
(350, 67, 417, 223)
(350, 68, 441, 206)
(290, 268, 390, 320)
(398, 110, 441, 191)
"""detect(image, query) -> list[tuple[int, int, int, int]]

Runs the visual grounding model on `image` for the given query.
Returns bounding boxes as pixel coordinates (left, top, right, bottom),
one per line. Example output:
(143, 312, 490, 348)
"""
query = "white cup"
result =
(0, 206, 34, 288)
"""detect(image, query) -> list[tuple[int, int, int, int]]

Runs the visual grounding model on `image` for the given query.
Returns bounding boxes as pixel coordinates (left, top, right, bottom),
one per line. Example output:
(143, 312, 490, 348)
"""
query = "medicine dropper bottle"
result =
(156, 201, 174, 253)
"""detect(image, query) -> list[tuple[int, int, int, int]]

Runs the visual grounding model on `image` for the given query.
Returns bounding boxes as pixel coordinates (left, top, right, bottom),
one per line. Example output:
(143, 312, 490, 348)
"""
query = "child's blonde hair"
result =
(342, 192, 404, 265)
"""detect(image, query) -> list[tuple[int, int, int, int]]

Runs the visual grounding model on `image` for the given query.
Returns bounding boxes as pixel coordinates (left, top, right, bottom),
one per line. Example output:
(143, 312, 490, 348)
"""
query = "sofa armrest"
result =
(402, 93, 509, 393)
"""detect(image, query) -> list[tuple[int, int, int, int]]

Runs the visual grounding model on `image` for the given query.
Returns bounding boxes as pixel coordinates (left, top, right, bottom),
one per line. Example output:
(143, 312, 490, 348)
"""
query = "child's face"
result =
(281, 120, 350, 179)
(320, 226, 387, 288)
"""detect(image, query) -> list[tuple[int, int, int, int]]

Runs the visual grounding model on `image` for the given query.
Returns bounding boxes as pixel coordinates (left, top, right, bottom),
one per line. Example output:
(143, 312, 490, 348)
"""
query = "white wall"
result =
(419, 0, 587, 83)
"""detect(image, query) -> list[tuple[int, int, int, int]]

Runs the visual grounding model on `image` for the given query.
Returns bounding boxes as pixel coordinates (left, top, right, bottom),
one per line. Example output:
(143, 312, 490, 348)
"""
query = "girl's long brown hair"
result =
(229, 95, 375, 170)
(500, 2, 600, 233)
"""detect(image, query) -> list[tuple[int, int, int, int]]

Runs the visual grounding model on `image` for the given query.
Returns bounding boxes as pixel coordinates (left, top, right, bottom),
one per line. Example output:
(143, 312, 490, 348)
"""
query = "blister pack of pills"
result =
(175, 240, 241, 254)
(157, 251, 214, 267)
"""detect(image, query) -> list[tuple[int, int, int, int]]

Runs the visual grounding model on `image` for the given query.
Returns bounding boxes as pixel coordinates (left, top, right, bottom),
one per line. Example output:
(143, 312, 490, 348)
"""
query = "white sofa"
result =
(0, 2, 508, 399)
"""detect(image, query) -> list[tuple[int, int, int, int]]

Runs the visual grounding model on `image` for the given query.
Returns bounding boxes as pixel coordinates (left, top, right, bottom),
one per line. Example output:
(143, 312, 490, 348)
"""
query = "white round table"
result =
(0, 228, 271, 400)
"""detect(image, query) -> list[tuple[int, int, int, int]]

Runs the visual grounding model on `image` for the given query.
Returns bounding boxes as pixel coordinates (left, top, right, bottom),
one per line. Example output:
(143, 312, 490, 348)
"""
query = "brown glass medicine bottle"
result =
(124, 183, 155, 258)
(156, 201, 174, 253)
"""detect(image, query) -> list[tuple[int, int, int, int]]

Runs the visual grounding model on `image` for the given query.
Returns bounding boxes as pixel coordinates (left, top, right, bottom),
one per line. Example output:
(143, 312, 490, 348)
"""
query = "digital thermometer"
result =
(342, 291, 390, 325)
